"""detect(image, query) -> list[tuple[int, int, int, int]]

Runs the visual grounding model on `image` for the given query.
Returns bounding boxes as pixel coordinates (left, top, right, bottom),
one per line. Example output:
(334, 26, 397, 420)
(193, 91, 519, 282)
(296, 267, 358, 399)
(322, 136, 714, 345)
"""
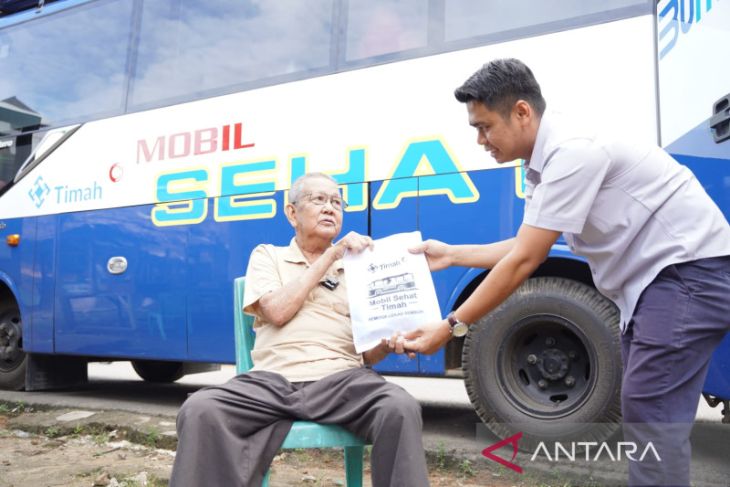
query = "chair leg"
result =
(262, 469, 271, 487)
(343, 445, 364, 487)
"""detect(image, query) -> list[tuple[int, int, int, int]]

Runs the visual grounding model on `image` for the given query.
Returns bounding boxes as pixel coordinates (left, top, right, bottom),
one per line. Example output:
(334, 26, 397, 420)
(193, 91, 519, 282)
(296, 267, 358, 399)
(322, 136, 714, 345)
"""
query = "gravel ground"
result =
(0, 403, 557, 487)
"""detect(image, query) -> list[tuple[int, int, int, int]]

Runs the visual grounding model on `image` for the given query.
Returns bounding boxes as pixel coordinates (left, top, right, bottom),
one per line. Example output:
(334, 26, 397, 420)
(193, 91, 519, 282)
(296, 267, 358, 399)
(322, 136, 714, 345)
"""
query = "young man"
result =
(171, 173, 429, 486)
(404, 58, 730, 487)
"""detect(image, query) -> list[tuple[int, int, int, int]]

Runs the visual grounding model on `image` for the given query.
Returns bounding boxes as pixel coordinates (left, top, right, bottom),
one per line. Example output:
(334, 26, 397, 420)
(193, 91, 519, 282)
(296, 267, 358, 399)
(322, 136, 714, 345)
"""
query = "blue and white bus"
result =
(0, 0, 728, 445)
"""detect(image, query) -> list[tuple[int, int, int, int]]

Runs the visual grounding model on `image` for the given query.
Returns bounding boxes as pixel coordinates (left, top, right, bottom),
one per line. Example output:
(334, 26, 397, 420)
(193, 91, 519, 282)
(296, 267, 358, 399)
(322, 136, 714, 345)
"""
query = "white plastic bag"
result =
(343, 231, 442, 353)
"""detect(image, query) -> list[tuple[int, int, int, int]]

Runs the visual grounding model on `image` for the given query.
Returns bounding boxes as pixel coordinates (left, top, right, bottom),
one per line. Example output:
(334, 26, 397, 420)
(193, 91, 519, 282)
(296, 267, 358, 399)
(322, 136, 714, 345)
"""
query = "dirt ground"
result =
(0, 404, 576, 487)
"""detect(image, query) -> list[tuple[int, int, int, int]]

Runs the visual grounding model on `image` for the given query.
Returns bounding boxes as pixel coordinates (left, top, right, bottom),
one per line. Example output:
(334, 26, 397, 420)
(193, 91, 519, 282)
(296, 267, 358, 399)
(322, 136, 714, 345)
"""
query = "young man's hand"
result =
(402, 320, 452, 355)
(363, 331, 416, 365)
(409, 239, 453, 271)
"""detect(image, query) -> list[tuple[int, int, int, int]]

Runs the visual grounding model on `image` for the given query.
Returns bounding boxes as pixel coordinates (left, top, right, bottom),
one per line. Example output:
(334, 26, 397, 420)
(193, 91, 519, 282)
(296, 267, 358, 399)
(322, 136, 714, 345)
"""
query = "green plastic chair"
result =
(233, 276, 366, 487)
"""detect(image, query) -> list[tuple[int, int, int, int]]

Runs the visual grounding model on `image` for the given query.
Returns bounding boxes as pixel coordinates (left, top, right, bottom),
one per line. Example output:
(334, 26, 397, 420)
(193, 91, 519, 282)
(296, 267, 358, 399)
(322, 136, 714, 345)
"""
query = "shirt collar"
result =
(282, 237, 344, 272)
(526, 110, 553, 174)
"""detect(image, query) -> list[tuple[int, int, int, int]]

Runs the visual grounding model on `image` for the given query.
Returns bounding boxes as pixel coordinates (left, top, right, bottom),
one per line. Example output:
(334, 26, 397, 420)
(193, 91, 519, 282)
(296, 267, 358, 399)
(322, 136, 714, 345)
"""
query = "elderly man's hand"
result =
(363, 331, 416, 365)
(331, 231, 374, 259)
(402, 320, 452, 355)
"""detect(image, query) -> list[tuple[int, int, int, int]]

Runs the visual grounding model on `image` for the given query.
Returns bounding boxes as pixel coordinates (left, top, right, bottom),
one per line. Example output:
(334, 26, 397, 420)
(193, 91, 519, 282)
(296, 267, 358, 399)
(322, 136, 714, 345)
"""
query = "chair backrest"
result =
(233, 276, 256, 374)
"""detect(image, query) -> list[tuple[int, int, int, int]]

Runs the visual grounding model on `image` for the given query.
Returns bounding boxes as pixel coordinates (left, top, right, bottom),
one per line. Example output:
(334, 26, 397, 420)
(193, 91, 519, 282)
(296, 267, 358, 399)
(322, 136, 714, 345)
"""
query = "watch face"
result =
(452, 322, 468, 338)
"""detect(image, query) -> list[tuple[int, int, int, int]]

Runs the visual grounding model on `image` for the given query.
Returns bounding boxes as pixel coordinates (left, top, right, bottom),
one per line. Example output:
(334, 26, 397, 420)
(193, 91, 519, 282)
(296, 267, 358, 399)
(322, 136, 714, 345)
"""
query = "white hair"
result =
(288, 172, 338, 204)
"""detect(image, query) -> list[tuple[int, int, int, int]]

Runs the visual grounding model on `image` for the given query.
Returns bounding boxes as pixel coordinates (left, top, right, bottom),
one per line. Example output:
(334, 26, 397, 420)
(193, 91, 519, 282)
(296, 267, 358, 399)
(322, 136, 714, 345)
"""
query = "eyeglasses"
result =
(296, 192, 348, 210)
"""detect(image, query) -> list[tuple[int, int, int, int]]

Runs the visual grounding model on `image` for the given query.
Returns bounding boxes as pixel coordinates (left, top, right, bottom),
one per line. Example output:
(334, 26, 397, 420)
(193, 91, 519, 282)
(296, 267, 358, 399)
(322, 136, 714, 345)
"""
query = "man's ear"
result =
(513, 100, 532, 125)
(284, 203, 297, 228)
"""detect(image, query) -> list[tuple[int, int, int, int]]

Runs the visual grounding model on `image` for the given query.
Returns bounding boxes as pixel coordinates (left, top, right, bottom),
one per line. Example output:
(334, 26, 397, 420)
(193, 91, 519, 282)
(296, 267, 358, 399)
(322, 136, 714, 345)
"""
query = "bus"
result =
(368, 272, 416, 298)
(0, 0, 728, 446)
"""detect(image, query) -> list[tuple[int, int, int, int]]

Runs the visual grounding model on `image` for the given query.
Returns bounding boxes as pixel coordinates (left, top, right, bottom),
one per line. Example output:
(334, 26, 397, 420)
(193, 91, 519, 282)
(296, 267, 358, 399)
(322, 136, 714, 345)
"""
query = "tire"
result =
(0, 301, 26, 391)
(462, 277, 622, 451)
(131, 360, 185, 383)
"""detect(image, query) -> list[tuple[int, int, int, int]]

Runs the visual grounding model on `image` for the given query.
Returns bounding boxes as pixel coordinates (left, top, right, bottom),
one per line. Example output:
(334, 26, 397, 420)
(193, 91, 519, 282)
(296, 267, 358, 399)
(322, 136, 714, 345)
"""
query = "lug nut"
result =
(545, 337, 556, 346)
(568, 351, 577, 359)
(538, 380, 548, 389)
(565, 376, 576, 388)
(527, 354, 537, 365)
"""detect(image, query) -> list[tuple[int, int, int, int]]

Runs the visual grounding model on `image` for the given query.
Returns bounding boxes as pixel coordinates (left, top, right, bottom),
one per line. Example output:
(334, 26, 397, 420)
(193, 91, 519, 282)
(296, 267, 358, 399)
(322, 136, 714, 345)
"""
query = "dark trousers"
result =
(169, 367, 429, 487)
(621, 256, 730, 487)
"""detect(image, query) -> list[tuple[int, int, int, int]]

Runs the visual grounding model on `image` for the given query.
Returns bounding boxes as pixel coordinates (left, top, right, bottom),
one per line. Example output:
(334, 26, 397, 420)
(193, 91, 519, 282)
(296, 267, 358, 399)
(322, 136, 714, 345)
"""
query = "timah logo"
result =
(28, 176, 51, 208)
(482, 432, 523, 474)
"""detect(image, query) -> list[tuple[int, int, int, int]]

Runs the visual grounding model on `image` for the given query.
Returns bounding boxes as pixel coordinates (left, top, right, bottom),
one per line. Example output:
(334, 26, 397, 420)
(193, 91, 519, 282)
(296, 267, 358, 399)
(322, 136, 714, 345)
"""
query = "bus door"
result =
(54, 206, 187, 359)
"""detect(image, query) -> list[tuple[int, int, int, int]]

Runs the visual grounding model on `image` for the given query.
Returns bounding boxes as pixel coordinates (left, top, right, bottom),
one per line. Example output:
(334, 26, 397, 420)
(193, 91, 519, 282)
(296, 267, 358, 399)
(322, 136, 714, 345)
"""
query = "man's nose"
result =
(477, 130, 487, 146)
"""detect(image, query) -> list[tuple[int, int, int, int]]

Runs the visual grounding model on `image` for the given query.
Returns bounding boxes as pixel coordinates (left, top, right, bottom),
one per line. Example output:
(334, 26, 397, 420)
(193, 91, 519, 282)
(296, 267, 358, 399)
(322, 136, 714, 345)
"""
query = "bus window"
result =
(0, 0, 132, 130)
(0, 132, 31, 196)
(130, 0, 334, 109)
(345, 0, 428, 61)
(12, 124, 80, 185)
(444, 0, 650, 43)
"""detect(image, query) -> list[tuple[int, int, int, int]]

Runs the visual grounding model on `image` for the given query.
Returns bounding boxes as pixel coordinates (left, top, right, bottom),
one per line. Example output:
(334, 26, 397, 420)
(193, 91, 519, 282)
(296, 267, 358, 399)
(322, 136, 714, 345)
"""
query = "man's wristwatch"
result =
(446, 311, 469, 338)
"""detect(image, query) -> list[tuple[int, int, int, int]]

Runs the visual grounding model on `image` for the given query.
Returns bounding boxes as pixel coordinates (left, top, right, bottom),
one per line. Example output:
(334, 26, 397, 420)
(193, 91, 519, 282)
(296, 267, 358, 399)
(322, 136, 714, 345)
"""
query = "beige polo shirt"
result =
(242, 238, 363, 382)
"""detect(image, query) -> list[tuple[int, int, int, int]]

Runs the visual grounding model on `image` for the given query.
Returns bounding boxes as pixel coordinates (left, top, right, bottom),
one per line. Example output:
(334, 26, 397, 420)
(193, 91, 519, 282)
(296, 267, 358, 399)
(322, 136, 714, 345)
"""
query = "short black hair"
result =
(454, 58, 546, 118)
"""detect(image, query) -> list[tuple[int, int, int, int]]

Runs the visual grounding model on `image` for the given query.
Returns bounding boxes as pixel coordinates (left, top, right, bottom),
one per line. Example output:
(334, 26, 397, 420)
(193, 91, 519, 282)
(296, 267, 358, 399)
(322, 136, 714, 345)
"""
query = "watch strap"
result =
(446, 312, 460, 333)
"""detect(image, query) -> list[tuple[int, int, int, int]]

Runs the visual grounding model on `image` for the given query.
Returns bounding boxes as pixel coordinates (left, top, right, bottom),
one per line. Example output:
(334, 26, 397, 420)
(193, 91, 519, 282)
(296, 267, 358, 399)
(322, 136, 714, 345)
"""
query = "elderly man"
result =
(170, 172, 429, 487)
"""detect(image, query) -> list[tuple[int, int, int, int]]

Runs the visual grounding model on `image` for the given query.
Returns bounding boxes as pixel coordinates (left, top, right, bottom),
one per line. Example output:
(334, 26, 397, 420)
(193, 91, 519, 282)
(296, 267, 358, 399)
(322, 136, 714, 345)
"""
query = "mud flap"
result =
(25, 353, 88, 391)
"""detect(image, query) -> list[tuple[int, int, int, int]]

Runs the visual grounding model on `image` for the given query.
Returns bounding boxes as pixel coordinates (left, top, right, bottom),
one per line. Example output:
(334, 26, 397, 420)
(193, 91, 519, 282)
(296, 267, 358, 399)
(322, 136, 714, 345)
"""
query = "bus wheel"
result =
(131, 360, 185, 383)
(462, 277, 622, 451)
(0, 301, 26, 391)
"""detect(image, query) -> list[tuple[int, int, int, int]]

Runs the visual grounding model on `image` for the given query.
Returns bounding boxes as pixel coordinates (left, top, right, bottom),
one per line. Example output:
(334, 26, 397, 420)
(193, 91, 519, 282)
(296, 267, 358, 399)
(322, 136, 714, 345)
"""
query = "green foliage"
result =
(92, 432, 110, 445)
(144, 427, 160, 448)
(457, 459, 475, 478)
(435, 441, 448, 470)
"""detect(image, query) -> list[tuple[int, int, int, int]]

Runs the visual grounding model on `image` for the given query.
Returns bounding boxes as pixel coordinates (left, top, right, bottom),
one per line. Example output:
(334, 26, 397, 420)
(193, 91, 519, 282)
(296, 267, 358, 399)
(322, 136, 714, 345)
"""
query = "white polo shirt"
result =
(523, 111, 730, 330)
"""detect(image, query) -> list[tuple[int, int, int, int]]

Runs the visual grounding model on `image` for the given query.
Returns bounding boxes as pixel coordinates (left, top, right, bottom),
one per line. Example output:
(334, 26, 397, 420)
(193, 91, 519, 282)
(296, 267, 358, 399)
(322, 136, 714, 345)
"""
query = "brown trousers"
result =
(170, 367, 429, 487)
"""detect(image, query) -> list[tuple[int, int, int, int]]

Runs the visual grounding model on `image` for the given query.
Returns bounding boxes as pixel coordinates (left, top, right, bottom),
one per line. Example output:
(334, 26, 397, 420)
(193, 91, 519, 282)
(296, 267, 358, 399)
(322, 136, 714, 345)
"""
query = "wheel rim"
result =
(0, 309, 23, 372)
(496, 313, 597, 419)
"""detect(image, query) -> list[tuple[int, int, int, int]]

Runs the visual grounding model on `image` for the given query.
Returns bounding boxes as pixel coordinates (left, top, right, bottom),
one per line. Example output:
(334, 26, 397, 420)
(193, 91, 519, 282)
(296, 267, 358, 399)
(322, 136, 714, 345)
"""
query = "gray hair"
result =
(288, 172, 338, 204)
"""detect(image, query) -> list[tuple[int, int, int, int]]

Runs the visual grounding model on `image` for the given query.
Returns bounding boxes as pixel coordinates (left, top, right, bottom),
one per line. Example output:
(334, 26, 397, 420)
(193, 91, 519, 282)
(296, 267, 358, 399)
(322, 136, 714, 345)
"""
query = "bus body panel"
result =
(704, 335, 730, 399)
(667, 153, 730, 400)
(0, 218, 27, 301)
(29, 215, 55, 354)
(657, 0, 730, 400)
(0, 15, 658, 219)
(0, 217, 36, 347)
(3, 2, 728, 405)
(54, 205, 188, 358)
(1, 13, 658, 372)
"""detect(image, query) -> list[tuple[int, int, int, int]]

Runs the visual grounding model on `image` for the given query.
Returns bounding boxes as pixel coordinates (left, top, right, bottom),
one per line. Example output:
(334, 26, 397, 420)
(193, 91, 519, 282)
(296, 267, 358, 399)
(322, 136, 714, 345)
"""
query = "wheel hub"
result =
(537, 348, 570, 381)
(495, 313, 598, 418)
(0, 316, 21, 364)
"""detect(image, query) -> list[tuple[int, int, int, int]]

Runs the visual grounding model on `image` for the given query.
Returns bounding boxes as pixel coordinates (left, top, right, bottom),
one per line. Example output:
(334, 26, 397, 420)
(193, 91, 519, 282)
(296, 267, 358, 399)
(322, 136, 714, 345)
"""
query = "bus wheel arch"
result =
(445, 257, 596, 369)
(0, 285, 26, 391)
(459, 273, 622, 449)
